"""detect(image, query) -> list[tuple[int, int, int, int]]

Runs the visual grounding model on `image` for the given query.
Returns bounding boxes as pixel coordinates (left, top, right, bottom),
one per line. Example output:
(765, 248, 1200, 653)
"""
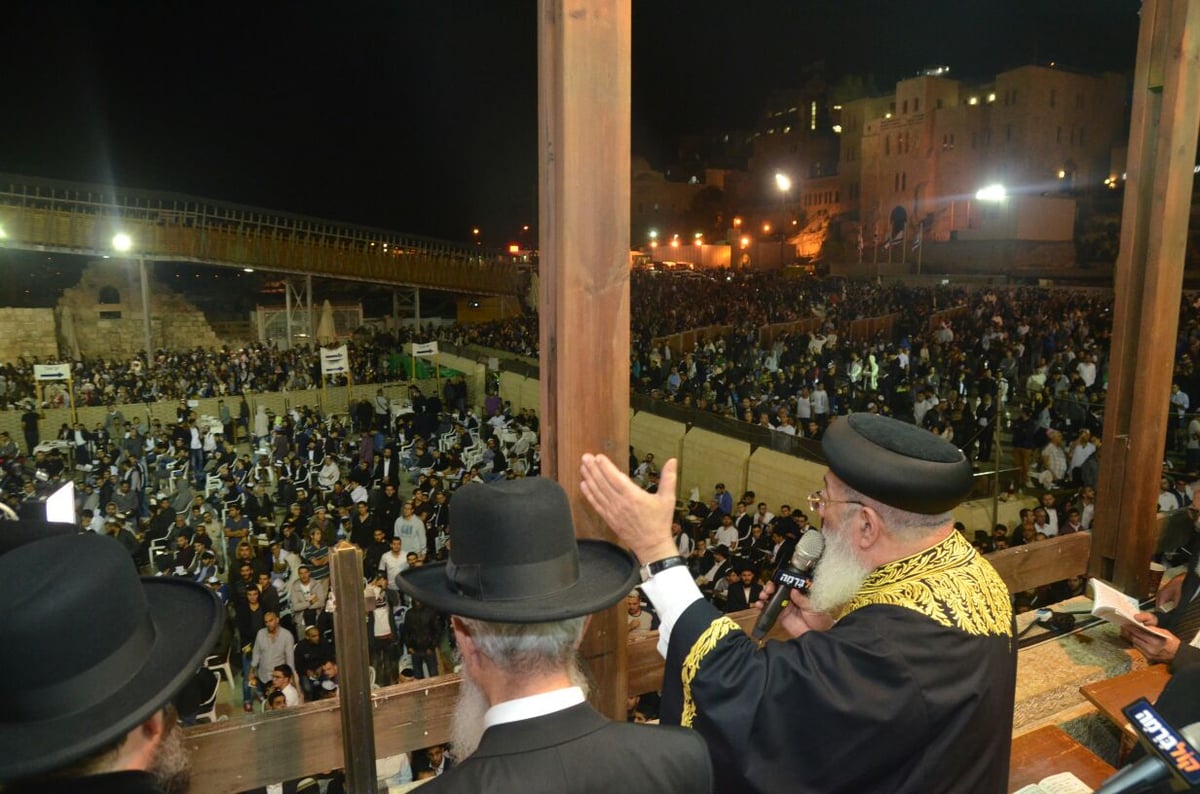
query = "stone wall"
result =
(0, 308, 59, 361)
(57, 261, 224, 361)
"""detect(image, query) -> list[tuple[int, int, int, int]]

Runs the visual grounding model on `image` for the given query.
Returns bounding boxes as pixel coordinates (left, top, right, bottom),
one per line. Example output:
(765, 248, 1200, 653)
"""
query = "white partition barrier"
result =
(679, 427, 751, 506)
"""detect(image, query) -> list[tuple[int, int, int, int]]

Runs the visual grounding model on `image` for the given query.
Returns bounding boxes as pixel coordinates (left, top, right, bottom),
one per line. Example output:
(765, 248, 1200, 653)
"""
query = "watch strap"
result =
(640, 555, 686, 581)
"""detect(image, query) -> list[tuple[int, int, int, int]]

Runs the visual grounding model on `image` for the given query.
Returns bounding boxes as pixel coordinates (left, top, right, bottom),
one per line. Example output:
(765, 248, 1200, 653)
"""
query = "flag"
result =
(320, 345, 349, 376)
(856, 228, 864, 254)
(911, 227, 923, 251)
(881, 230, 904, 250)
(412, 341, 439, 358)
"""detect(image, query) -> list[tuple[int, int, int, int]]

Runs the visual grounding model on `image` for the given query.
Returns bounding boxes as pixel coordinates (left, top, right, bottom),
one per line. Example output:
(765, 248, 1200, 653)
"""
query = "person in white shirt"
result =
(393, 502, 427, 561)
(712, 514, 739, 551)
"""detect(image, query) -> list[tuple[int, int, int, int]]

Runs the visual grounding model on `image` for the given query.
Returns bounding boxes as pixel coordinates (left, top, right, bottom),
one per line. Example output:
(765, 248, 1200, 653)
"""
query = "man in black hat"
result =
(396, 478, 712, 793)
(0, 532, 222, 792)
(582, 412, 1016, 794)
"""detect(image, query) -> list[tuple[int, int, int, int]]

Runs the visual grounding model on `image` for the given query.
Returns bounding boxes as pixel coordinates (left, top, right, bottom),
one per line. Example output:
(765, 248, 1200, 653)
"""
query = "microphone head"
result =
(791, 530, 825, 570)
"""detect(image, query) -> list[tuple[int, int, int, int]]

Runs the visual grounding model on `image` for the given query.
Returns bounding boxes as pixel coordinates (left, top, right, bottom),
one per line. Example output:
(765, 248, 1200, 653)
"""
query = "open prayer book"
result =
(1089, 578, 1172, 641)
(1013, 771, 1094, 794)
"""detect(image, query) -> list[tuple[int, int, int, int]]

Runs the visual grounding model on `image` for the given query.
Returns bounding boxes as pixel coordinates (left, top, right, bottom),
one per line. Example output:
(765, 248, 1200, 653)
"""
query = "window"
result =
(99, 287, 120, 305)
(914, 97, 920, 112)
(1049, 88, 1056, 108)
(1005, 124, 1012, 143)
(936, 98, 943, 109)
(894, 173, 900, 192)
(1056, 126, 1062, 143)
(1079, 127, 1085, 146)
(902, 99, 908, 114)
(901, 172, 908, 191)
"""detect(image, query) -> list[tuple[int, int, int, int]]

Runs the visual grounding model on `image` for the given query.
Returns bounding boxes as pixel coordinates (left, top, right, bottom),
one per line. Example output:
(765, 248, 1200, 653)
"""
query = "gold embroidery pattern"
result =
(841, 531, 1012, 637)
(680, 616, 740, 728)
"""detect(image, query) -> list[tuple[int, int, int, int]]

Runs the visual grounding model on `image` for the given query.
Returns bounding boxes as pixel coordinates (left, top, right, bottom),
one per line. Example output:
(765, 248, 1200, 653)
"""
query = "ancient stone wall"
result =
(57, 261, 224, 361)
(0, 308, 59, 361)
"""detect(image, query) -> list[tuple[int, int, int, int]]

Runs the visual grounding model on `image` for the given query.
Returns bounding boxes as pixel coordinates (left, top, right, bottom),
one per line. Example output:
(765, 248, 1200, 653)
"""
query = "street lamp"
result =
(112, 233, 152, 369)
(775, 173, 792, 265)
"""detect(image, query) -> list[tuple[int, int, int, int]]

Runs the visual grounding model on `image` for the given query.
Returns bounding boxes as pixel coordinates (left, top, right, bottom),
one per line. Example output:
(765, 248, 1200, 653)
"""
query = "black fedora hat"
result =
(397, 478, 638, 623)
(0, 533, 222, 782)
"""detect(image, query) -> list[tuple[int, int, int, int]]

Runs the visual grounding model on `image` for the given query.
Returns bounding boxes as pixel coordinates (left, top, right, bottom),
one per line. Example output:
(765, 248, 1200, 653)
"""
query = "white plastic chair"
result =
(192, 674, 223, 724)
(204, 647, 236, 695)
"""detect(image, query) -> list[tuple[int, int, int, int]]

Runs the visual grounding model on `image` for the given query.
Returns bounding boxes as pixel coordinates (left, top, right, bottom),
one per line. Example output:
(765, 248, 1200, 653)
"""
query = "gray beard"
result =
(808, 528, 872, 614)
(450, 657, 592, 762)
(149, 721, 192, 794)
(449, 670, 491, 760)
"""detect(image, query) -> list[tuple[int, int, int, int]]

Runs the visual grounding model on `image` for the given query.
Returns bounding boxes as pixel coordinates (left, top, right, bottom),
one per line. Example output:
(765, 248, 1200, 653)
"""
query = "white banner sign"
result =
(412, 341, 439, 358)
(320, 345, 349, 376)
(33, 363, 71, 382)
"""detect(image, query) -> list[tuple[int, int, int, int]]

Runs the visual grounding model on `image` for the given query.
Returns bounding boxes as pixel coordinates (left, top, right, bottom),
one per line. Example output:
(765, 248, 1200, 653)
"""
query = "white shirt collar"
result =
(483, 686, 585, 729)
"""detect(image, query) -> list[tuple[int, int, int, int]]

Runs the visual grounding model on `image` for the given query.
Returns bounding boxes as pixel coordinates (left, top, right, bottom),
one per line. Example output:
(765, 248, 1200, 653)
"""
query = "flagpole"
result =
(901, 225, 908, 268)
(917, 227, 924, 276)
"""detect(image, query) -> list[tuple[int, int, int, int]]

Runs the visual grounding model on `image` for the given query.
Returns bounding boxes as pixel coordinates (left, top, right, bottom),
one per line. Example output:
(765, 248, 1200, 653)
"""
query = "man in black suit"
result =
(397, 478, 712, 793)
(724, 563, 764, 613)
(373, 446, 401, 490)
(1127, 510, 1200, 673)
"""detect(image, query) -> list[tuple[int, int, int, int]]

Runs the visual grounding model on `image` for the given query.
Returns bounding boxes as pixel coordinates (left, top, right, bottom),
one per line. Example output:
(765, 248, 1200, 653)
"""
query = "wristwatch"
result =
(639, 555, 686, 582)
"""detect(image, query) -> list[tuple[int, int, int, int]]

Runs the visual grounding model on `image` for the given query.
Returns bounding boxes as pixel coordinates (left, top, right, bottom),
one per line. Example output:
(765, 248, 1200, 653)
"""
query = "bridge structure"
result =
(0, 172, 527, 296)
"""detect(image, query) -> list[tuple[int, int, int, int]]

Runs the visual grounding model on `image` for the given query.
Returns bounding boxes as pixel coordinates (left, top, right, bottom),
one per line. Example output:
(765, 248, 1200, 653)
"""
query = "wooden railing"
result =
(185, 533, 1093, 793)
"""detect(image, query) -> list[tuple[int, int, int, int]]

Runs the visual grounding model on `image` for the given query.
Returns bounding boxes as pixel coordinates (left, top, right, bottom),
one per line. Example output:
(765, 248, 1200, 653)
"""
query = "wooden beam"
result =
(537, 0, 632, 721)
(329, 544, 378, 794)
(985, 533, 1091, 595)
(185, 678, 459, 794)
(1093, 0, 1200, 595)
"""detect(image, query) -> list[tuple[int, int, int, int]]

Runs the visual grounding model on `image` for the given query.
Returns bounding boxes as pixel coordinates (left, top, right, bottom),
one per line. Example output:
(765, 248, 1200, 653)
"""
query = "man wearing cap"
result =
(0, 532, 221, 792)
(581, 412, 1016, 794)
(396, 478, 712, 793)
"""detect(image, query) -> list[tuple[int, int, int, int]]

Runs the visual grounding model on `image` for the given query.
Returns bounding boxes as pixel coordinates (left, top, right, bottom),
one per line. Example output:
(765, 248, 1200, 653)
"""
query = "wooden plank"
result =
(986, 532, 1091, 594)
(1007, 725, 1115, 793)
(537, 0, 632, 721)
(1093, 0, 1200, 594)
(185, 678, 459, 794)
(1080, 664, 1172, 735)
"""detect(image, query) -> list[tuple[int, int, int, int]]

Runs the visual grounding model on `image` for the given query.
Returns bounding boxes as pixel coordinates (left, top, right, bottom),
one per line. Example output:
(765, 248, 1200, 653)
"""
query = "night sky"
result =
(1, 1, 1140, 245)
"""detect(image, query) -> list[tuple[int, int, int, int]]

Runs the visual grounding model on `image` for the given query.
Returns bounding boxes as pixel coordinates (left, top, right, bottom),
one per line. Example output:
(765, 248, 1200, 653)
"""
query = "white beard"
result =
(450, 668, 491, 760)
(808, 526, 872, 614)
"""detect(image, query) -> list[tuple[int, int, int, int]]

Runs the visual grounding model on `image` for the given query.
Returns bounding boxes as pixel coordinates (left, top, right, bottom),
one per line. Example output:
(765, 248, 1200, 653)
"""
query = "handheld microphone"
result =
(1094, 699, 1200, 793)
(751, 530, 824, 641)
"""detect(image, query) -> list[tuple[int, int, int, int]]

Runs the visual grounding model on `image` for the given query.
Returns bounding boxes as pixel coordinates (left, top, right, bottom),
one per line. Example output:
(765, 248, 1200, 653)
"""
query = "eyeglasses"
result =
(807, 490, 864, 512)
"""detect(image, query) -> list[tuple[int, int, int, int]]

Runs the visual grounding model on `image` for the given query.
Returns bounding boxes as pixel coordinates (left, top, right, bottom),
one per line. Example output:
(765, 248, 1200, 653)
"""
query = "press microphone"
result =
(751, 530, 824, 641)
(1095, 698, 1200, 793)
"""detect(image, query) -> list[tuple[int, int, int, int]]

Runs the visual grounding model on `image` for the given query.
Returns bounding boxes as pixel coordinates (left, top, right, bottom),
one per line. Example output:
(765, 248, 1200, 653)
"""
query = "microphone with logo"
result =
(1094, 697, 1200, 793)
(751, 530, 825, 642)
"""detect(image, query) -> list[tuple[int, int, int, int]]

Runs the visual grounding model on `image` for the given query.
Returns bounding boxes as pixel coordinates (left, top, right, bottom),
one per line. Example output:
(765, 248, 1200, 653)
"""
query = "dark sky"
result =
(1, 1, 1139, 244)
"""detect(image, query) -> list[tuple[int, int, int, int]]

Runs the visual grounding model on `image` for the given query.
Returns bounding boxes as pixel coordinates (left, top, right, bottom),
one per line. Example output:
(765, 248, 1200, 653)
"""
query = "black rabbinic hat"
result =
(822, 413, 973, 515)
(397, 478, 638, 623)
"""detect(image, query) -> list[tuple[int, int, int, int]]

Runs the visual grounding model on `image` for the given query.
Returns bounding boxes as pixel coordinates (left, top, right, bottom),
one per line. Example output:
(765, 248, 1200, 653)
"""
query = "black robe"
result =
(662, 531, 1016, 794)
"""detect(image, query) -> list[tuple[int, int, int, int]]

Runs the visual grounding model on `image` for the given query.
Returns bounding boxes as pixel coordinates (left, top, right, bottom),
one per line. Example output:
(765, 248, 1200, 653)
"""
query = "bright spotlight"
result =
(112, 233, 133, 252)
(975, 184, 1007, 202)
(775, 172, 792, 192)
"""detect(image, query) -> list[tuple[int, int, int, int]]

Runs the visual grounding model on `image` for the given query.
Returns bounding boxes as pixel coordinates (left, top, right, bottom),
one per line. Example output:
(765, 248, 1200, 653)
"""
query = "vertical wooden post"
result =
(330, 544, 378, 793)
(1091, 0, 1200, 594)
(537, 0, 632, 720)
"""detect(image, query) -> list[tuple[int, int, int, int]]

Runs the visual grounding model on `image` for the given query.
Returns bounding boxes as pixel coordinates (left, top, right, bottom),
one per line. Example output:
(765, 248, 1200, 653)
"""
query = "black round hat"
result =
(822, 413, 973, 514)
(397, 478, 638, 623)
(0, 533, 223, 782)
